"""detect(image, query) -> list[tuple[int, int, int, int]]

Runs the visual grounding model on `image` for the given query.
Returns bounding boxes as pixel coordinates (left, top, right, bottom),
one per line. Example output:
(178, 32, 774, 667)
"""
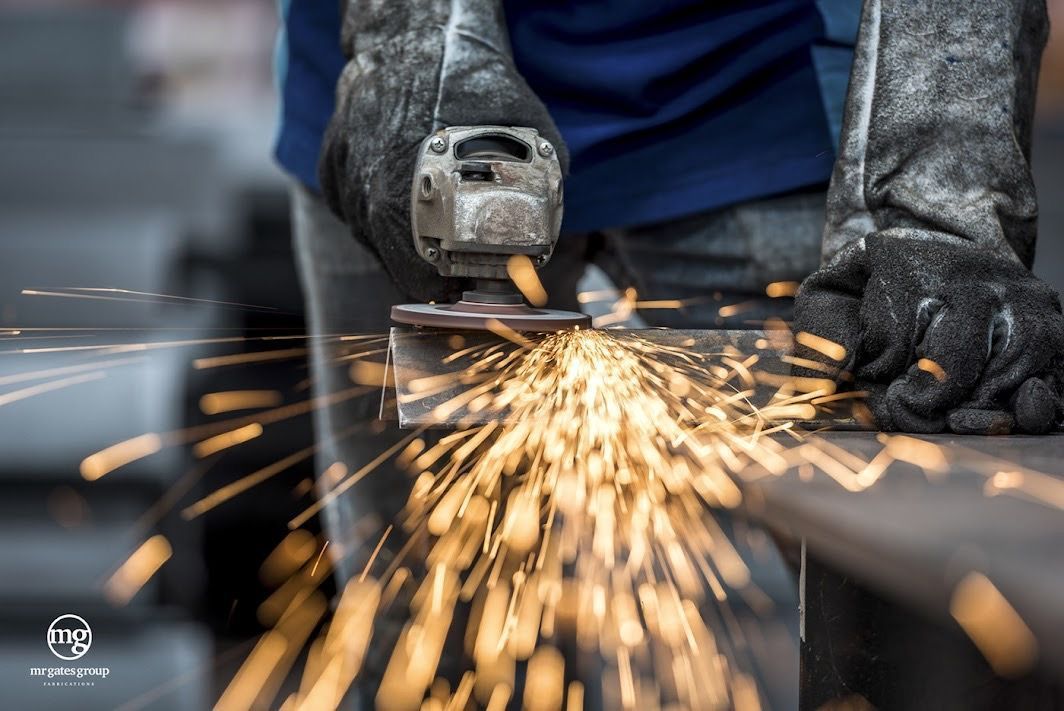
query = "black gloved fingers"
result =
(792, 241, 869, 379)
(946, 407, 1015, 435)
(885, 298, 994, 433)
(791, 289, 862, 381)
(966, 307, 1064, 408)
(855, 233, 949, 382)
(1011, 376, 1059, 434)
(856, 381, 895, 431)
(951, 377, 1061, 436)
(967, 341, 1042, 410)
(366, 192, 471, 305)
(855, 292, 933, 383)
(945, 378, 1061, 436)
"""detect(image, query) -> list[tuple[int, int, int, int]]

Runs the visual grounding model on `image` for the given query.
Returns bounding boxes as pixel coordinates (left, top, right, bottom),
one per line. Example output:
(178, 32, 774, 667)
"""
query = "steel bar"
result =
(385, 326, 826, 428)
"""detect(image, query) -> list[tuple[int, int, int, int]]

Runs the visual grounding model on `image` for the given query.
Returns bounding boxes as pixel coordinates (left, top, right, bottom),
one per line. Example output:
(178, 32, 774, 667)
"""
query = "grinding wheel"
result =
(392, 300, 591, 332)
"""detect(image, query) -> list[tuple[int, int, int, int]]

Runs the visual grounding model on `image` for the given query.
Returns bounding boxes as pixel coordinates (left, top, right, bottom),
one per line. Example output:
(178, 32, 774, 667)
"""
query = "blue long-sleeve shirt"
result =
(274, 0, 859, 232)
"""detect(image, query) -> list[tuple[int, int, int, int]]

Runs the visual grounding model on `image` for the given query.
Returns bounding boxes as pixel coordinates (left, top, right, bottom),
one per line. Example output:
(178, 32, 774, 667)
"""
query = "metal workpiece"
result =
(410, 125, 563, 281)
(382, 325, 1064, 703)
(750, 431, 1064, 706)
(390, 299, 591, 332)
(382, 327, 845, 428)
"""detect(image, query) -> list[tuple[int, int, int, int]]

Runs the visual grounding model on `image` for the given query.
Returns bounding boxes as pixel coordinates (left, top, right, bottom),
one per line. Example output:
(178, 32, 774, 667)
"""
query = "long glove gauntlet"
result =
(794, 0, 1064, 434)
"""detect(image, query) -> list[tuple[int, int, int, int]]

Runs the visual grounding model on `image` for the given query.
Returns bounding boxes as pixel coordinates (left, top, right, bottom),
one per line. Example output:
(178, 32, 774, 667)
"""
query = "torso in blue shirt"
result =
(275, 0, 859, 232)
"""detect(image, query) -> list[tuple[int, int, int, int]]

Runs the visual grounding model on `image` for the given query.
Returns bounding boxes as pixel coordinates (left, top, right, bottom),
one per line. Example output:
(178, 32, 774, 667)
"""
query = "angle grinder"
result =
(391, 126, 591, 331)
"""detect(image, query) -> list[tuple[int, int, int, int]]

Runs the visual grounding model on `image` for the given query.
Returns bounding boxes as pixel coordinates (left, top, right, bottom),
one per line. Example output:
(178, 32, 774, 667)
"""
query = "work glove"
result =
(795, 235, 1064, 433)
(319, 0, 567, 304)
(793, 0, 1063, 434)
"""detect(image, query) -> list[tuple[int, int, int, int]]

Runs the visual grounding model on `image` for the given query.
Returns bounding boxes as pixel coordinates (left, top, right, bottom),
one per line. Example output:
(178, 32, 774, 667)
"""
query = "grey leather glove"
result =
(793, 0, 1063, 434)
(318, 0, 567, 303)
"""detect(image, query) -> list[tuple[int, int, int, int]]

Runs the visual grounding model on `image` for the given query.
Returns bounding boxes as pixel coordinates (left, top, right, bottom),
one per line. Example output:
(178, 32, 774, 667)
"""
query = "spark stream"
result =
(371, 329, 794, 710)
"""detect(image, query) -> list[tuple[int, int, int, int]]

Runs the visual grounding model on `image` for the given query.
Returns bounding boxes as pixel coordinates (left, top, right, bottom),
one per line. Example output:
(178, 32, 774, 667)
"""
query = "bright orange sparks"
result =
(200, 390, 283, 414)
(917, 358, 948, 382)
(765, 281, 800, 298)
(81, 433, 163, 481)
(950, 572, 1037, 677)
(193, 423, 263, 458)
(104, 535, 173, 605)
(795, 331, 847, 362)
(506, 255, 548, 307)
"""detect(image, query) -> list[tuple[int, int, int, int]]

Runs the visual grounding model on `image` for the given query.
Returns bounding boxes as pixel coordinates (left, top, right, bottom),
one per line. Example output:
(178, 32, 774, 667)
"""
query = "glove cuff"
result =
(823, 0, 1047, 267)
(342, 0, 511, 61)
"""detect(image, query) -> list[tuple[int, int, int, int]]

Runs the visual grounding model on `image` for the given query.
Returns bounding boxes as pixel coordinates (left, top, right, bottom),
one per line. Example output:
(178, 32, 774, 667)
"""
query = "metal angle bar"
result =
(385, 327, 857, 429)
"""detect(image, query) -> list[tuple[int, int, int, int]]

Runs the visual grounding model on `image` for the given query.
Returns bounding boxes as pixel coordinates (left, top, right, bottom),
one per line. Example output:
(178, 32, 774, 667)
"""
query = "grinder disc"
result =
(392, 300, 591, 332)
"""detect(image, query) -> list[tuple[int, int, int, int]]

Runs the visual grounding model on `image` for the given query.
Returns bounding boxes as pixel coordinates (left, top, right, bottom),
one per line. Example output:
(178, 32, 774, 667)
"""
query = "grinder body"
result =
(392, 126, 590, 331)
(411, 126, 563, 280)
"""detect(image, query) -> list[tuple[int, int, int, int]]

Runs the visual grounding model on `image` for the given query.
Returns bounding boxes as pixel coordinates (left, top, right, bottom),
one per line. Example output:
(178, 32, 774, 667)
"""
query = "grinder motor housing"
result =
(392, 126, 591, 331)
(411, 125, 563, 281)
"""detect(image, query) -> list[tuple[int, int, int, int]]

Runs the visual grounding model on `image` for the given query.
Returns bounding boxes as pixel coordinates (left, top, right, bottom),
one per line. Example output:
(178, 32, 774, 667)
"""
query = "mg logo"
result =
(46, 614, 92, 661)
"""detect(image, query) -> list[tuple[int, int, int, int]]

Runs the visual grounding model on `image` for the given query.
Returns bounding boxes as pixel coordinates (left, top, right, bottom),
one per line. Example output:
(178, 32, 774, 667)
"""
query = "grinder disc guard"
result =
(391, 300, 591, 331)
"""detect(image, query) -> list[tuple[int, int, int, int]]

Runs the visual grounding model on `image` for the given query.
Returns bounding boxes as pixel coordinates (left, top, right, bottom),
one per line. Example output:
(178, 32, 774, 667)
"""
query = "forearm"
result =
(823, 0, 1049, 266)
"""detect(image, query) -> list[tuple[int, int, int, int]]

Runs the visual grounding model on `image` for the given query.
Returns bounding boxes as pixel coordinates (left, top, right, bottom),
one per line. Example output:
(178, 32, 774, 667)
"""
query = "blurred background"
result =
(0, 1, 316, 707)
(0, 0, 1063, 708)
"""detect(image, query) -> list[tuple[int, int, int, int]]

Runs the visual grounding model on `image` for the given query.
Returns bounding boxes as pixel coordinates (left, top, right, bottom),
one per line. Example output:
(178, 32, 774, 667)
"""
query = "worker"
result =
(275, 0, 1063, 706)
(280, 0, 1062, 439)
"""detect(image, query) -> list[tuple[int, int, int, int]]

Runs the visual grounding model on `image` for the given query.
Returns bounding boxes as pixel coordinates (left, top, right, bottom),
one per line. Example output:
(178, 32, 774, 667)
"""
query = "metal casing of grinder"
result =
(411, 126, 563, 280)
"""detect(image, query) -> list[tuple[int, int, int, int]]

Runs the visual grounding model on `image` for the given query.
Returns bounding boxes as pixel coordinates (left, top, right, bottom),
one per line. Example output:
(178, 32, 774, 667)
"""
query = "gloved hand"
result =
(318, 0, 567, 303)
(794, 234, 1064, 433)
(795, 0, 1062, 434)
